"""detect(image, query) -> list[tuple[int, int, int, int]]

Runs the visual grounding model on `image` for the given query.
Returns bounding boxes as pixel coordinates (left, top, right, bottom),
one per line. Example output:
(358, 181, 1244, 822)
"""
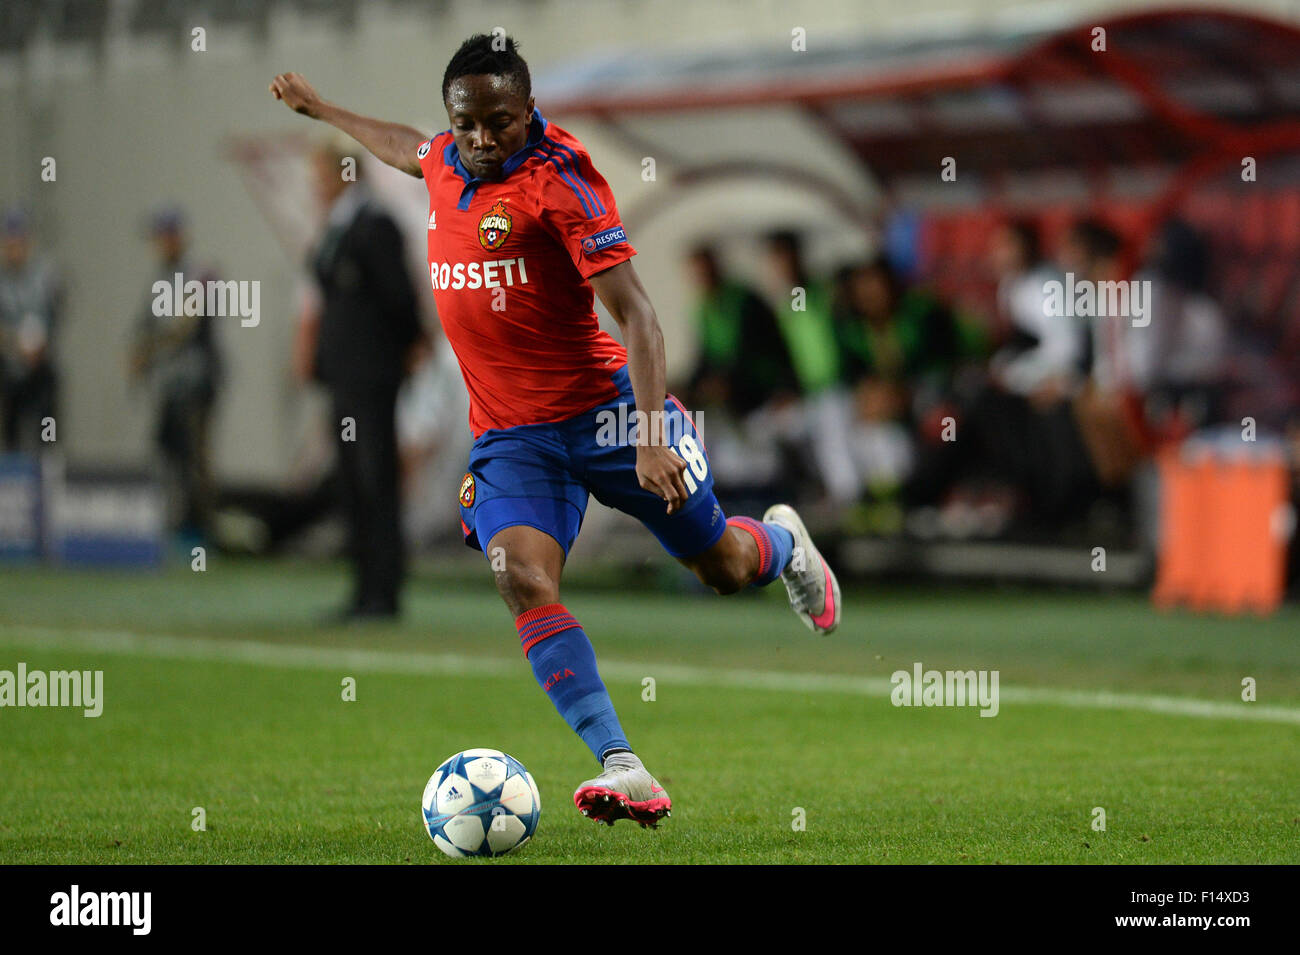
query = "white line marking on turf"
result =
(2, 624, 1299, 725)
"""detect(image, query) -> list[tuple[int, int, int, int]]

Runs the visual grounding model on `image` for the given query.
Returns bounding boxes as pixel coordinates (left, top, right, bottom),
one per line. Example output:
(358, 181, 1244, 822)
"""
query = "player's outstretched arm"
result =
(590, 261, 691, 514)
(269, 72, 426, 178)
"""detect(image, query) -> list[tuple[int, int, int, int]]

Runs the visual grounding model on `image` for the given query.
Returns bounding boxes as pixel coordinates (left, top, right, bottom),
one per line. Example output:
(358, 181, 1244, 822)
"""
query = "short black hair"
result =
(442, 33, 531, 103)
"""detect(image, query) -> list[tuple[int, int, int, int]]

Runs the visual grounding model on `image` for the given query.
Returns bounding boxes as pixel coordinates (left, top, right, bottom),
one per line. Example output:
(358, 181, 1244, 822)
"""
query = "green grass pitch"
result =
(1, 558, 1298, 864)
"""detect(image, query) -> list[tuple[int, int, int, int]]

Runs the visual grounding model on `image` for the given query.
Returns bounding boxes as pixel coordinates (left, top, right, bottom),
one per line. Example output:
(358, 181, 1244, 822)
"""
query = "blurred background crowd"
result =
(677, 213, 1243, 545)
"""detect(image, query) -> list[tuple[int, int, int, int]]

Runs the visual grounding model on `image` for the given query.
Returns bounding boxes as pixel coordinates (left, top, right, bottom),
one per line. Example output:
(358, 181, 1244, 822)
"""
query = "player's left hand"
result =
(636, 445, 690, 514)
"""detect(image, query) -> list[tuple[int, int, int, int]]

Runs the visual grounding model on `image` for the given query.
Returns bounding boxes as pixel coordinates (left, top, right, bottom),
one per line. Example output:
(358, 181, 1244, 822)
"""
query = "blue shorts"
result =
(458, 365, 726, 560)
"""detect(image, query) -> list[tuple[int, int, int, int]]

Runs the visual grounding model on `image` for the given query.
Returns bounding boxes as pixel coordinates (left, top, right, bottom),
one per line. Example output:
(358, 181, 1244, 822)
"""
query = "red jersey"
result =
(417, 109, 635, 436)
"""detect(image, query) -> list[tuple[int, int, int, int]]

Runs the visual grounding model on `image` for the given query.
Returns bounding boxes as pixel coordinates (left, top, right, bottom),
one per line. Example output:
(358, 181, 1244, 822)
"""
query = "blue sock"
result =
(517, 604, 629, 764)
(727, 516, 795, 586)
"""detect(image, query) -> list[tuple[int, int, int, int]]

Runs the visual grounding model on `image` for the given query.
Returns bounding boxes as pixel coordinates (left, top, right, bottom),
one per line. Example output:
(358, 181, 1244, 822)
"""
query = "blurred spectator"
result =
(1064, 218, 1144, 490)
(1129, 219, 1228, 426)
(681, 245, 794, 417)
(838, 255, 973, 404)
(834, 256, 969, 506)
(755, 230, 858, 505)
(130, 206, 222, 541)
(0, 206, 62, 452)
(1061, 218, 1124, 392)
(987, 220, 1083, 401)
(668, 246, 793, 499)
(762, 230, 842, 398)
(906, 221, 1100, 531)
(305, 137, 422, 621)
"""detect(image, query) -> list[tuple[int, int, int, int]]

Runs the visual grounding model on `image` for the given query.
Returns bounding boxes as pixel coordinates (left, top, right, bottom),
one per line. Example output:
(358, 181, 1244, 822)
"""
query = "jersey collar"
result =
(443, 108, 549, 210)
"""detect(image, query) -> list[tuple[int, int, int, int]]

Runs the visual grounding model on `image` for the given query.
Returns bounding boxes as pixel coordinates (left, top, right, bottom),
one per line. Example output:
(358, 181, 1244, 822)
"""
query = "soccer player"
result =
(270, 34, 841, 829)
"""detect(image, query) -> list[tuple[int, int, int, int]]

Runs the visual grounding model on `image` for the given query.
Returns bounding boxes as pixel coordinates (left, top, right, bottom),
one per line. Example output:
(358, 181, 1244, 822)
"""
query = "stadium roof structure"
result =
(537, 6, 1300, 249)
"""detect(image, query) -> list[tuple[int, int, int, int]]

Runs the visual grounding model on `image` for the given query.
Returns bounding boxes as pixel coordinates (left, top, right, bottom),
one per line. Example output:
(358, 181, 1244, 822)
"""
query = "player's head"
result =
(442, 33, 535, 183)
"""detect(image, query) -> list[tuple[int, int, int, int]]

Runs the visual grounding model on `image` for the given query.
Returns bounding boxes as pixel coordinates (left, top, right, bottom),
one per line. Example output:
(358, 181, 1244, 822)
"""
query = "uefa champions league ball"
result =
(422, 748, 541, 858)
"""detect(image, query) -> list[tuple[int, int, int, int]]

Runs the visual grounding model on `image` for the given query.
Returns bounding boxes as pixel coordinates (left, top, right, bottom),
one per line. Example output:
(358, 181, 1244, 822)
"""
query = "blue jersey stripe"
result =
(539, 151, 594, 218)
(539, 141, 605, 218)
(538, 143, 600, 217)
(543, 139, 605, 216)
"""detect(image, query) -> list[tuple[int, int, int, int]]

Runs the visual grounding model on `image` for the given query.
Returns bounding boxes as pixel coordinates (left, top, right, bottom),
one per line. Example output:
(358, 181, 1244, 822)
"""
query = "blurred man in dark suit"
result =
(307, 139, 423, 620)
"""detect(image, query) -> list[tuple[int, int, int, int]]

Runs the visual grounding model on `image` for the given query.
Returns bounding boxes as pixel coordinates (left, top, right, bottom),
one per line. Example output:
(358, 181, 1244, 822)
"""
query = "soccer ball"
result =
(422, 748, 541, 858)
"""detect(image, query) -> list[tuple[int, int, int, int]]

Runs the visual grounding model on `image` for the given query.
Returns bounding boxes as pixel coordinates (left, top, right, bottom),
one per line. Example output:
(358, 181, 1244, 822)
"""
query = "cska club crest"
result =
(459, 472, 476, 507)
(478, 199, 512, 251)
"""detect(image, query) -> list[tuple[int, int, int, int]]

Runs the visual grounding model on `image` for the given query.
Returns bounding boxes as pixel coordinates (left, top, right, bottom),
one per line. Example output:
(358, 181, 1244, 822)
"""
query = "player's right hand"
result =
(269, 72, 322, 118)
(636, 444, 691, 515)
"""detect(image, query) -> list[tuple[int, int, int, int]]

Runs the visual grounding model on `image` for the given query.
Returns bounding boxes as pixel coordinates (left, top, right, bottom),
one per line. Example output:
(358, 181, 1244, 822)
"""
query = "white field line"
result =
(1, 624, 1298, 725)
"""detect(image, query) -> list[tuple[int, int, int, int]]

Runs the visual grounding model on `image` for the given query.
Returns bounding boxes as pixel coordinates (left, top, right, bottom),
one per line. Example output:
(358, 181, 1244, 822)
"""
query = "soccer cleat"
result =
(762, 503, 841, 634)
(573, 754, 671, 828)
